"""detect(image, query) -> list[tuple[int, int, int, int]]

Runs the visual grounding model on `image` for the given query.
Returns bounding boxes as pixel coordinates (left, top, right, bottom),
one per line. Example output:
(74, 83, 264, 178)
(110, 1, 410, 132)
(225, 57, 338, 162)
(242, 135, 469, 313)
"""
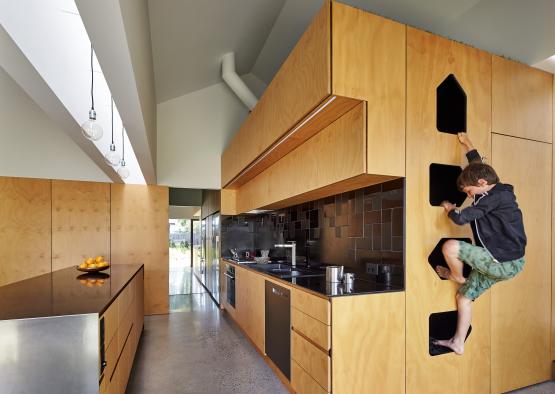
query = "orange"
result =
(95, 256, 104, 263)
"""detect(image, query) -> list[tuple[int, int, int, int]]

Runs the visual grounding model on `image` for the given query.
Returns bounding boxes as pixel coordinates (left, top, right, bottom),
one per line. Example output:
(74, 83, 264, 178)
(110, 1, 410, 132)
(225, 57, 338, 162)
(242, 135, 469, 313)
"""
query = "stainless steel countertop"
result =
(0, 264, 143, 320)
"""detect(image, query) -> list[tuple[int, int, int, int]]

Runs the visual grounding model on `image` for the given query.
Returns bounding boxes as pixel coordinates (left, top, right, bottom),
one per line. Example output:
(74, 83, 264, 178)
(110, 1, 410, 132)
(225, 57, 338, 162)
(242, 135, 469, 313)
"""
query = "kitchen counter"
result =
(223, 258, 403, 298)
(285, 275, 403, 296)
(0, 264, 143, 321)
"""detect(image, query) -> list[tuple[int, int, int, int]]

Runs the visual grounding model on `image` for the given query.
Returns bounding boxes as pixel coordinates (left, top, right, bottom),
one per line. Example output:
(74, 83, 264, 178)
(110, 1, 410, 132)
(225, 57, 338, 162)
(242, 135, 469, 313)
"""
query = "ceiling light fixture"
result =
(104, 97, 121, 166)
(81, 44, 103, 141)
(117, 125, 130, 180)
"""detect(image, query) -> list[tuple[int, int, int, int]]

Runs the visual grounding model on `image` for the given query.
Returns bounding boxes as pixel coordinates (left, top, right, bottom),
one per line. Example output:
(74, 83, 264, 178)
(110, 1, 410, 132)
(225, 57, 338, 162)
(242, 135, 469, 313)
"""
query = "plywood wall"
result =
(111, 184, 169, 315)
(52, 180, 110, 271)
(553, 76, 555, 363)
(492, 56, 553, 143)
(405, 27, 492, 394)
(491, 135, 552, 392)
(0, 177, 51, 286)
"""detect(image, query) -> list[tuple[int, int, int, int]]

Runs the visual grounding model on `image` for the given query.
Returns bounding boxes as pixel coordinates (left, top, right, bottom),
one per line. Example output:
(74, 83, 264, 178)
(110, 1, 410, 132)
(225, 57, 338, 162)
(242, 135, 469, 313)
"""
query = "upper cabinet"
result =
(221, 1, 406, 193)
(332, 3, 406, 177)
(492, 56, 553, 143)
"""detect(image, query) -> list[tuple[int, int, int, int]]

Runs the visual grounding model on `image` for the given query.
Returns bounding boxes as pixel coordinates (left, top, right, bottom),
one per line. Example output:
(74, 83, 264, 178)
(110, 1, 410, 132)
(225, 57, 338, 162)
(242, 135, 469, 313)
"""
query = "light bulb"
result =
(81, 110, 103, 141)
(104, 144, 121, 166)
(117, 160, 130, 179)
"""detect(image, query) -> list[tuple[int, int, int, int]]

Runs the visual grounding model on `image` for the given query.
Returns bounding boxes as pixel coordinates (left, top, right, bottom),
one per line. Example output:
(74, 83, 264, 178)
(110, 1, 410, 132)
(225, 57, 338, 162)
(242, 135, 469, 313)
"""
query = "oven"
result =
(224, 264, 235, 308)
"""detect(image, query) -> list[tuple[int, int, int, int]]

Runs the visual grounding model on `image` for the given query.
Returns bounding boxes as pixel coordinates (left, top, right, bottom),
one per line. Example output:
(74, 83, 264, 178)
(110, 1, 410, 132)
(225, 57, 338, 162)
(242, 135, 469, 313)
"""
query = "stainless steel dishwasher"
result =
(265, 281, 291, 379)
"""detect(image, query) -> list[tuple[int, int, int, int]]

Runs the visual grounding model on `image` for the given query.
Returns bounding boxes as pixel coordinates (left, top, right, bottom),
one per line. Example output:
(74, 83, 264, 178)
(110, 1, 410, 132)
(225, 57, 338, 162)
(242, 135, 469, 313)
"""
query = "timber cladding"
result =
(0, 176, 169, 315)
(0, 177, 51, 286)
(405, 27, 493, 394)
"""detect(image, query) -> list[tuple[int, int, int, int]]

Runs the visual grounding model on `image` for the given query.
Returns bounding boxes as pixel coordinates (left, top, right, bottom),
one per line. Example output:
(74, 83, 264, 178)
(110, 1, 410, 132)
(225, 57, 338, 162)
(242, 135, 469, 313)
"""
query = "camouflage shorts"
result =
(457, 241, 524, 300)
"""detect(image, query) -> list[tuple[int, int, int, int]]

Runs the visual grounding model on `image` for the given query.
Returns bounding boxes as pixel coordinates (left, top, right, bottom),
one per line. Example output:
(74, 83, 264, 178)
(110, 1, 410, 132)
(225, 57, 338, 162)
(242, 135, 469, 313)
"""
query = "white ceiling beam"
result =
(75, 0, 157, 184)
(0, 25, 122, 183)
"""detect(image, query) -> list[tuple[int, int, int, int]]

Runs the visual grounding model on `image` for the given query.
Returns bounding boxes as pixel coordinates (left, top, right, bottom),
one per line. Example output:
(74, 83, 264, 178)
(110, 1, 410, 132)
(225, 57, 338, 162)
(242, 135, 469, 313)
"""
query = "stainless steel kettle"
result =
(326, 266, 344, 282)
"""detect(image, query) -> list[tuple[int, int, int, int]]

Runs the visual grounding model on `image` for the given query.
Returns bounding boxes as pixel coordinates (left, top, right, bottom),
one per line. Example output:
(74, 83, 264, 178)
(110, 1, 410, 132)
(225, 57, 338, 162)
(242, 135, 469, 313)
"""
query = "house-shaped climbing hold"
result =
(429, 311, 472, 356)
(429, 163, 467, 207)
(428, 238, 472, 280)
(437, 74, 467, 134)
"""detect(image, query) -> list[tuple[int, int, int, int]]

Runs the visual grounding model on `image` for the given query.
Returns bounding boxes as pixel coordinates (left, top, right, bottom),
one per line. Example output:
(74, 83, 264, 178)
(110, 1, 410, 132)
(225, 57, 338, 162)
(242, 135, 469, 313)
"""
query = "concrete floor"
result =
(127, 291, 287, 393)
(510, 381, 555, 394)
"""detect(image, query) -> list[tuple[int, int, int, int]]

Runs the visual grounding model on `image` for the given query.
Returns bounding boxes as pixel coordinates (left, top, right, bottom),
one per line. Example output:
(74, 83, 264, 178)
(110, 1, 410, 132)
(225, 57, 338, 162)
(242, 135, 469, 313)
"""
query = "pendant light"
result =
(104, 97, 121, 166)
(117, 126, 130, 179)
(81, 45, 103, 141)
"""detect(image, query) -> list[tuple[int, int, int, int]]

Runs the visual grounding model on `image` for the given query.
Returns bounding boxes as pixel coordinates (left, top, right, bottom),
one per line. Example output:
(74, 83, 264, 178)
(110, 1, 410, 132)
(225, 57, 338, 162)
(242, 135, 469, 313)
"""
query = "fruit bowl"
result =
(77, 256, 110, 272)
(76, 264, 110, 273)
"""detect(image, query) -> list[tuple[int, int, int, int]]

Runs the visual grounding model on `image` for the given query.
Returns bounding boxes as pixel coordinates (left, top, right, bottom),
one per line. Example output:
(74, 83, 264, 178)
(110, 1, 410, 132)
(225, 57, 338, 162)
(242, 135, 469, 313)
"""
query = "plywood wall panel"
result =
(406, 27, 492, 394)
(491, 134, 551, 392)
(552, 76, 555, 362)
(221, 1, 331, 186)
(0, 177, 51, 286)
(492, 56, 553, 143)
(332, 2, 406, 177)
(52, 180, 110, 271)
(111, 184, 169, 315)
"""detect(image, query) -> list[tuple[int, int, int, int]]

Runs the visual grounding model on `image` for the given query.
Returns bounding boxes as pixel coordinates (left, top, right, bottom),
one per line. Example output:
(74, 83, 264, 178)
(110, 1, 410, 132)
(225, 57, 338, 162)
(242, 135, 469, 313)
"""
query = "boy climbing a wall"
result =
(434, 132, 526, 355)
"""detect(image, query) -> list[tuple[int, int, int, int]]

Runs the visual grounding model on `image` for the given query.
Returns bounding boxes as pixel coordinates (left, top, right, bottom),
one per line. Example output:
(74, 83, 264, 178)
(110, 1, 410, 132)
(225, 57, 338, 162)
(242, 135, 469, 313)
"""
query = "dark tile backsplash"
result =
(221, 178, 405, 279)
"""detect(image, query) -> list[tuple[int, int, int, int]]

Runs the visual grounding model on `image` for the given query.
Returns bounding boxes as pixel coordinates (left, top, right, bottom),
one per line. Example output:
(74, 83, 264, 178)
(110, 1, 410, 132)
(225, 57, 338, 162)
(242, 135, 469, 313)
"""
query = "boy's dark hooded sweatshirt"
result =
(447, 149, 527, 262)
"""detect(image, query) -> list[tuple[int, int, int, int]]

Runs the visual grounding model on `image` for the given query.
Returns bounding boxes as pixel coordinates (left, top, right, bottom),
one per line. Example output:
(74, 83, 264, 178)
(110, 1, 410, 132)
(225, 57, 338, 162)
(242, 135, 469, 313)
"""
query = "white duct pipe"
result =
(221, 52, 258, 111)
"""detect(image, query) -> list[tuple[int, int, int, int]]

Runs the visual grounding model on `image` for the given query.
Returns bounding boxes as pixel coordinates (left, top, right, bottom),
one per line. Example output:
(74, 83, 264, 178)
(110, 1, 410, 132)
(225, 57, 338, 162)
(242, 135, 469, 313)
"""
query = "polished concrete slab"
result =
(127, 292, 287, 394)
(510, 381, 555, 393)
(170, 264, 205, 296)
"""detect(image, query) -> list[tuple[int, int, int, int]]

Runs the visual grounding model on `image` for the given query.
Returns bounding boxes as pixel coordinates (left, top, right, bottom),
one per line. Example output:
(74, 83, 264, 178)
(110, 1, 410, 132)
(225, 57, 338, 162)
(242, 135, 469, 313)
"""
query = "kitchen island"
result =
(0, 264, 144, 394)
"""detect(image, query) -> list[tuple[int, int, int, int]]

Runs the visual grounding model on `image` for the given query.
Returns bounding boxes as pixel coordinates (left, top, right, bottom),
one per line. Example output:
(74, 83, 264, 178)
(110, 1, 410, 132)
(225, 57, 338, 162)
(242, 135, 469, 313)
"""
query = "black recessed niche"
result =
(428, 238, 472, 280)
(437, 74, 467, 134)
(429, 163, 467, 207)
(429, 311, 472, 356)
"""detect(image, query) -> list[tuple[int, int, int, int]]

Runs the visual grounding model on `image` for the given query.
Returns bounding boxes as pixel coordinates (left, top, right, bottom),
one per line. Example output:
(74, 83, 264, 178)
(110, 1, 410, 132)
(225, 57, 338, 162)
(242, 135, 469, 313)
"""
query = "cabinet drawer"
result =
(117, 281, 134, 324)
(292, 331, 330, 391)
(292, 289, 330, 325)
(102, 298, 118, 349)
(104, 335, 118, 382)
(291, 307, 330, 351)
(117, 306, 133, 356)
(292, 360, 329, 394)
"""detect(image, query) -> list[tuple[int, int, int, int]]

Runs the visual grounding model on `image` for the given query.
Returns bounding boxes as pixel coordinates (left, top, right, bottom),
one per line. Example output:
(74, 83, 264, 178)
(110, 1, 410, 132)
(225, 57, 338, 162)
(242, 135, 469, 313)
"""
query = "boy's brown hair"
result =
(457, 162, 500, 190)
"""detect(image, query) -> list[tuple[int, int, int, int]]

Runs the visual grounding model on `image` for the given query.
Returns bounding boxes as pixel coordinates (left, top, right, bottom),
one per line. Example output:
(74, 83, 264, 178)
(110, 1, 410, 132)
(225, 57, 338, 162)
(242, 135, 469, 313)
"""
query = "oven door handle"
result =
(224, 272, 235, 279)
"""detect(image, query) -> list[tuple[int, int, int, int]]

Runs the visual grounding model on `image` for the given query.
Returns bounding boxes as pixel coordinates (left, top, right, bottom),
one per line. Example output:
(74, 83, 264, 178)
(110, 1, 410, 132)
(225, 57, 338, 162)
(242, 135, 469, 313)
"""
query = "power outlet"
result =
(366, 263, 379, 275)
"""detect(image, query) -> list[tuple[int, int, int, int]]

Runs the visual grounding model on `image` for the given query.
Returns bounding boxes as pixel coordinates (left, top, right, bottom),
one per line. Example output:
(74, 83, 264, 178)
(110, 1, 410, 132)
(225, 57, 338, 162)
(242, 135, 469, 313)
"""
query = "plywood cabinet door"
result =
(221, 1, 331, 187)
(491, 134, 552, 393)
(492, 56, 553, 143)
(332, 2, 406, 177)
(235, 103, 373, 213)
(235, 266, 265, 352)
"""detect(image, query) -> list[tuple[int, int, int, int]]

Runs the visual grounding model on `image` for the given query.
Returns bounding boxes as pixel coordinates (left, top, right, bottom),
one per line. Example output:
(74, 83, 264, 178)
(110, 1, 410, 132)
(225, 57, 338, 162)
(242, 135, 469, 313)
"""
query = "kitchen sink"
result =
(247, 263, 324, 279)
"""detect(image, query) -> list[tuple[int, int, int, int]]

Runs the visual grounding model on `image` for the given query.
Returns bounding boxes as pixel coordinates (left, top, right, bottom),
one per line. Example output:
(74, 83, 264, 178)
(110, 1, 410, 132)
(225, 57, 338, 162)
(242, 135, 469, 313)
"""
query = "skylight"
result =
(0, 0, 146, 184)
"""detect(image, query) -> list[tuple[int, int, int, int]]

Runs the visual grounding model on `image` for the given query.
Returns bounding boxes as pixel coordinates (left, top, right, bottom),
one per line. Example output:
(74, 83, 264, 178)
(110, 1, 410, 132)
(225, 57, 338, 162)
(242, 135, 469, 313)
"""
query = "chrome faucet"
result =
(274, 241, 296, 267)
